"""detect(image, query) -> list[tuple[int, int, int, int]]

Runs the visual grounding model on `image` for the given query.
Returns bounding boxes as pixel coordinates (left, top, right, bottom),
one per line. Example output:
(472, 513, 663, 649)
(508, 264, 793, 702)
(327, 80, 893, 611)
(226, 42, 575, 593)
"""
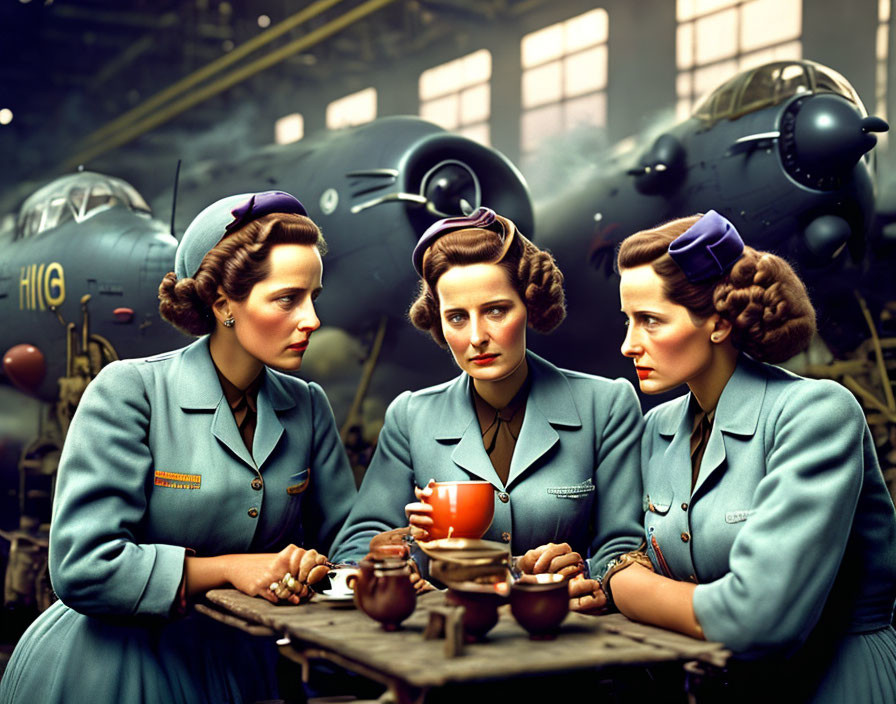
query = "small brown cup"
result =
(445, 580, 509, 642)
(510, 573, 569, 639)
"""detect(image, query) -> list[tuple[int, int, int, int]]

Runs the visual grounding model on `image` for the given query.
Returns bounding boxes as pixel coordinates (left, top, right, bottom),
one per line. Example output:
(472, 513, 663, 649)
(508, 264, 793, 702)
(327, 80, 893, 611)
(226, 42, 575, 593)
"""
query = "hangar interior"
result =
(2, 0, 896, 684)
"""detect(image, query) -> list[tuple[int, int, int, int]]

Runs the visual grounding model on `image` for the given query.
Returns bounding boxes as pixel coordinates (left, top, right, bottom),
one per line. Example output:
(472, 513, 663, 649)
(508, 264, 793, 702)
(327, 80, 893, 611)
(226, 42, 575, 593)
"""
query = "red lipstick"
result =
(636, 367, 652, 380)
(288, 342, 308, 352)
(471, 353, 498, 366)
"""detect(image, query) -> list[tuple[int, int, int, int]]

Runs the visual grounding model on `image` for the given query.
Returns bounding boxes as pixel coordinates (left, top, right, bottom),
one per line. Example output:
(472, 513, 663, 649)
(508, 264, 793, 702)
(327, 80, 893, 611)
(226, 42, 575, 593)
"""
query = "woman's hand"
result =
(568, 574, 608, 614)
(225, 545, 330, 605)
(404, 479, 436, 540)
(516, 542, 585, 578)
(369, 527, 412, 555)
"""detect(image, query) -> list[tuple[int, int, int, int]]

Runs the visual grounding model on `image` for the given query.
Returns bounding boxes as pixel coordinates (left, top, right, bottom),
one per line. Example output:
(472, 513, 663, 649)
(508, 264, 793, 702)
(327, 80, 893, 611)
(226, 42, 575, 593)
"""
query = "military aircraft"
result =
(0, 117, 534, 526)
(529, 59, 892, 387)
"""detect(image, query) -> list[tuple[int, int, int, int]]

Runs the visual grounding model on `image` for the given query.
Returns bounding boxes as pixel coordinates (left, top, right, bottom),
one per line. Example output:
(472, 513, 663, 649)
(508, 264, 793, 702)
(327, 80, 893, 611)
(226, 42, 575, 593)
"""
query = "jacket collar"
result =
(435, 351, 583, 488)
(657, 353, 767, 497)
(175, 336, 295, 470)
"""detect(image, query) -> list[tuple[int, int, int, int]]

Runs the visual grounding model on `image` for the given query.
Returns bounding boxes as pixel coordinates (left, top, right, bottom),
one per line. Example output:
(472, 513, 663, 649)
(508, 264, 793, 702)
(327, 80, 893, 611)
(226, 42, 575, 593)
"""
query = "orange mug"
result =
(422, 480, 495, 540)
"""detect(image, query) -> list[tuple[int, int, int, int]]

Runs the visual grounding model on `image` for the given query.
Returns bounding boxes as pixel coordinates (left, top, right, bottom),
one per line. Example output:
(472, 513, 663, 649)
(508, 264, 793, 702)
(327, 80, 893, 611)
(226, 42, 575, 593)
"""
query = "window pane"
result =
(275, 113, 303, 145)
(882, 0, 891, 23)
(694, 59, 738, 98)
(521, 103, 563, 153)
(463, 49, 492, 84)
(522, 23, 563, 68)
(678, 0, 697, 21)
(565, 91, 606, 129)
(695, 0, 738, 15)
(741, 0, 801, 52)
(677, 70, 694, 98)
(565, 45, 607, 96)
(677, 22, 695, 69)
(565, 8, 608, 52)
(522, 60, 563, 108)
(326, 87, 376, 129)
(457, 122, 490, 146)
(460, 84, 490, 124)
(420, 94, 460, 129)
(695, 8, 738, 64)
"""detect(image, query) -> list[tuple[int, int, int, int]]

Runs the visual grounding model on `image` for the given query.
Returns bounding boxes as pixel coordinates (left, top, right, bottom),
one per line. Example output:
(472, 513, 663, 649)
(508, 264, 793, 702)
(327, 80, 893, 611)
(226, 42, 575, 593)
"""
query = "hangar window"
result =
(275, 113, 304, 145)
(878, 0, 890, 141)
(677, 0, 802, 120)
(519, 8, 608, 158)
(419, 49, 492, 146)
(326, 88, 377, 130)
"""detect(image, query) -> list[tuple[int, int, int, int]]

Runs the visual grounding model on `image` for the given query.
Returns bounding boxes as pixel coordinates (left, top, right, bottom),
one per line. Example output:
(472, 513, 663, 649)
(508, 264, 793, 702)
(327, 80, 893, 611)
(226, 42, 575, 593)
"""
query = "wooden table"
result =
(199, 588, 731, 704)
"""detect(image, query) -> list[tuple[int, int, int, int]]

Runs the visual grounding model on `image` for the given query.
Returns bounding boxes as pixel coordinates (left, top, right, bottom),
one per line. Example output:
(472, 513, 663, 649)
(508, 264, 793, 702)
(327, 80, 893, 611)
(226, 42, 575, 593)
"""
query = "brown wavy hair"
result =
(616, 214, 816, 363)
(158, 212, 326, 336)
(409, 214, 566, 347)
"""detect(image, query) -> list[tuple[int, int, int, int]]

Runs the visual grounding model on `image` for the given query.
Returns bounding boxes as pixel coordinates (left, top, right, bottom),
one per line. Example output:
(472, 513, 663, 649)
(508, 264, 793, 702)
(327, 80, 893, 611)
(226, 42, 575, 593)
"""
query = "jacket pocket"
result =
(286, 468, 310, 495)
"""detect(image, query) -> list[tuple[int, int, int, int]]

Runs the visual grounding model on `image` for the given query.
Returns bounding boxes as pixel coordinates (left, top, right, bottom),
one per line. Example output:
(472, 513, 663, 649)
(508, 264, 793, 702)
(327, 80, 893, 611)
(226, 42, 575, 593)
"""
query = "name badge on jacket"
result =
(154, 471, 201, 490)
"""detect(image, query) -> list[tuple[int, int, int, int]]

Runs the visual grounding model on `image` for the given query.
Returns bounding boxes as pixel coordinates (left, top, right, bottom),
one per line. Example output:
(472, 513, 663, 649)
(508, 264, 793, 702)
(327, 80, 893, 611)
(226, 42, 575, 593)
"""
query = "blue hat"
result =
(667, 210, 744, 283)
(174, 190, 307, 280)
(412, 207, 507, 276)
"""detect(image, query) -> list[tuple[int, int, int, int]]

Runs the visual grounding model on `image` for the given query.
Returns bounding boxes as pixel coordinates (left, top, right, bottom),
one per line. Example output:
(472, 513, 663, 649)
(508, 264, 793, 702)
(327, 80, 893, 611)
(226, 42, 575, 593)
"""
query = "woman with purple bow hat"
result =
(331, 207, 645, 611)
(0, 191, 357, 703)
(613, 211, 896, 702)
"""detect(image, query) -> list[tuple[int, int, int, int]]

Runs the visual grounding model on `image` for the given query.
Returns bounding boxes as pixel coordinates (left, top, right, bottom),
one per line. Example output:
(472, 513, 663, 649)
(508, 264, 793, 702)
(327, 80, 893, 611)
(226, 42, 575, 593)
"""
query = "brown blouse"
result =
(471, 376, 531, 486)
(214, 365, 263, 454)
(689, 402, 715, 491)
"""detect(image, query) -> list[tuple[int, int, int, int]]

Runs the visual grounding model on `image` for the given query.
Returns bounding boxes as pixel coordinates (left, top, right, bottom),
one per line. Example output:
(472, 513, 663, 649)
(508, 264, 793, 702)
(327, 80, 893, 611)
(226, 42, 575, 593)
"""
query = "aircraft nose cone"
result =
(792, 94, 886, 174)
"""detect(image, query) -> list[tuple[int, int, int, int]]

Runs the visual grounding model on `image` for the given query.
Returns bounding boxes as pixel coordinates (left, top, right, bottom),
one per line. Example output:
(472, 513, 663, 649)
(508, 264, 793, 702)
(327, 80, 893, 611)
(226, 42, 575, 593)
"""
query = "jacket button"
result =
(681, 502, 688, 511)
(251, 478, 263, 490)
(498, 492, 509, 503)
(248, 507, 259, 518)
(501, 531, 511, 543)
(681, 532, 690, 543)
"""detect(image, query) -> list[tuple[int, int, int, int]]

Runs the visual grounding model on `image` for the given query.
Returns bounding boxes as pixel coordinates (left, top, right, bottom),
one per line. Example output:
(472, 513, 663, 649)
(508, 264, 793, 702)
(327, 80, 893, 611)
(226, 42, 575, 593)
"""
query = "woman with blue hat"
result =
(613, 211, 896, 701)
(0, 191, 357, 703)
(331, 207, 645, 611)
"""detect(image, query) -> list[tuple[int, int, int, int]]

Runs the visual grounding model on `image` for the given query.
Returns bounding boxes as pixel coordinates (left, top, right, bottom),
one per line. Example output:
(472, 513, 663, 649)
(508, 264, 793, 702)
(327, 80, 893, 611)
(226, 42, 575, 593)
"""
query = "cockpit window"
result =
(16, 172, 153, 239)
(692, 60, 864, 127)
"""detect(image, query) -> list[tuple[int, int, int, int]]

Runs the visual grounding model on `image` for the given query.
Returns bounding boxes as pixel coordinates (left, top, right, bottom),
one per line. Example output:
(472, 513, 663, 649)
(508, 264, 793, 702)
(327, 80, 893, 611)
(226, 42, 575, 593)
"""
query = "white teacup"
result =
(324, 566, 360, 596)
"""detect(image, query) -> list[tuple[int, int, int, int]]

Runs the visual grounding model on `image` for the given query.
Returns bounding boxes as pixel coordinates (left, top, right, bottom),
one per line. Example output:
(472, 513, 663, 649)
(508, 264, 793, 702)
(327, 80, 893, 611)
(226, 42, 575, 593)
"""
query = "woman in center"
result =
(331, 207, 644, 608)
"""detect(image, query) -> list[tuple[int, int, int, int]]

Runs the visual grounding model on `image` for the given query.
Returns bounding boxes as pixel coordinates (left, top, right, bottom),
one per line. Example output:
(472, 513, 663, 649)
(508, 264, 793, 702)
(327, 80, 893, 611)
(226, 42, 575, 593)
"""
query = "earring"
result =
(223, 317, 235, 328)
(711, 333, 720, 342)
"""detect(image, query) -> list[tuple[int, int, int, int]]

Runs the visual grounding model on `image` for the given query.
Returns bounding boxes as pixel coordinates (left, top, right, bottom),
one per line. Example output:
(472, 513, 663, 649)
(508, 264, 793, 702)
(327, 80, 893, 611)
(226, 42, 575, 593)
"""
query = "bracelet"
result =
(600, 551, 655, 609)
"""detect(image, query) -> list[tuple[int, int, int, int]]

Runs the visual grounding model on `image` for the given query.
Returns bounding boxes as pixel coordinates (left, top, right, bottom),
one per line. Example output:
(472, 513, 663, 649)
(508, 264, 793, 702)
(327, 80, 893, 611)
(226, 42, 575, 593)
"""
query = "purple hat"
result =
(412, 207, 506, 276)
(667, 210, 744, 283)
(175, 190, 307, 279)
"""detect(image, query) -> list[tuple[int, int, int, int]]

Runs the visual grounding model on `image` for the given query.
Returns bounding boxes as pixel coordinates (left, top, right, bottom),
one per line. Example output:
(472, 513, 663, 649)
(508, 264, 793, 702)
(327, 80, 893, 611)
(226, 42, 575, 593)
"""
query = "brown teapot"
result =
(350, 546, 417, 631)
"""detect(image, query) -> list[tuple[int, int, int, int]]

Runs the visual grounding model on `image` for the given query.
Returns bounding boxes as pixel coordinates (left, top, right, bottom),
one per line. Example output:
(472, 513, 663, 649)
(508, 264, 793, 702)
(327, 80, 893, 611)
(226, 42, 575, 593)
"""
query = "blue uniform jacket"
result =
(331, 351, 645, 577)
(642, 354, 896, 700)
(49, 335, 357, 617)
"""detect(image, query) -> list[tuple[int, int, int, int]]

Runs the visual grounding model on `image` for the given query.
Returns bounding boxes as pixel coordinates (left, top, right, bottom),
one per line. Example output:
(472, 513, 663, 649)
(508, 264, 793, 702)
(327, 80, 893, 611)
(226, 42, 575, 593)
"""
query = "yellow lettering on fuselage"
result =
(19, 262, 65, 310)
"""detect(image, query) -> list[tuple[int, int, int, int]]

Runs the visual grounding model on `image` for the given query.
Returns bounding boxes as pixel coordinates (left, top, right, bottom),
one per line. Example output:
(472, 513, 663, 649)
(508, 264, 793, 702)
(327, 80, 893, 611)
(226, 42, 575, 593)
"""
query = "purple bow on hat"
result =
(667, 210, 744, 283)
(412, 207, 504, 275)
(224, 191, 308, 233)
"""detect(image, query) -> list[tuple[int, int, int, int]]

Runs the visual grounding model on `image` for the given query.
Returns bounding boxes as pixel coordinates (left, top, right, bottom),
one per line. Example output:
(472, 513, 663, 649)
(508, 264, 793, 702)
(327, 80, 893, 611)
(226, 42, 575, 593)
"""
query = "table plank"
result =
(202, 589, 731, 687)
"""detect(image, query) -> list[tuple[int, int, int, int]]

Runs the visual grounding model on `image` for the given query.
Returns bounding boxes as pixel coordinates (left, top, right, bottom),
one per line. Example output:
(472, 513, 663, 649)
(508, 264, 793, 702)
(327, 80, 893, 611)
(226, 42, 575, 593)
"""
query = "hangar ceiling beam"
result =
(79, 0, 346, 149)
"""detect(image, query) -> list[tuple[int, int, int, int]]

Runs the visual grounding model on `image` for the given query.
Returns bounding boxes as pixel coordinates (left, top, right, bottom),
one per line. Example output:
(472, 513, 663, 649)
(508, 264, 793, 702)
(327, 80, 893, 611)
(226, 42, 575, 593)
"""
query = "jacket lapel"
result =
(506, 353, 581, 488)
(691, 354, 765, 497)
(658, 397, 695, 501)
(252, 370, 295, 470)
(434, 374, 503, 484)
